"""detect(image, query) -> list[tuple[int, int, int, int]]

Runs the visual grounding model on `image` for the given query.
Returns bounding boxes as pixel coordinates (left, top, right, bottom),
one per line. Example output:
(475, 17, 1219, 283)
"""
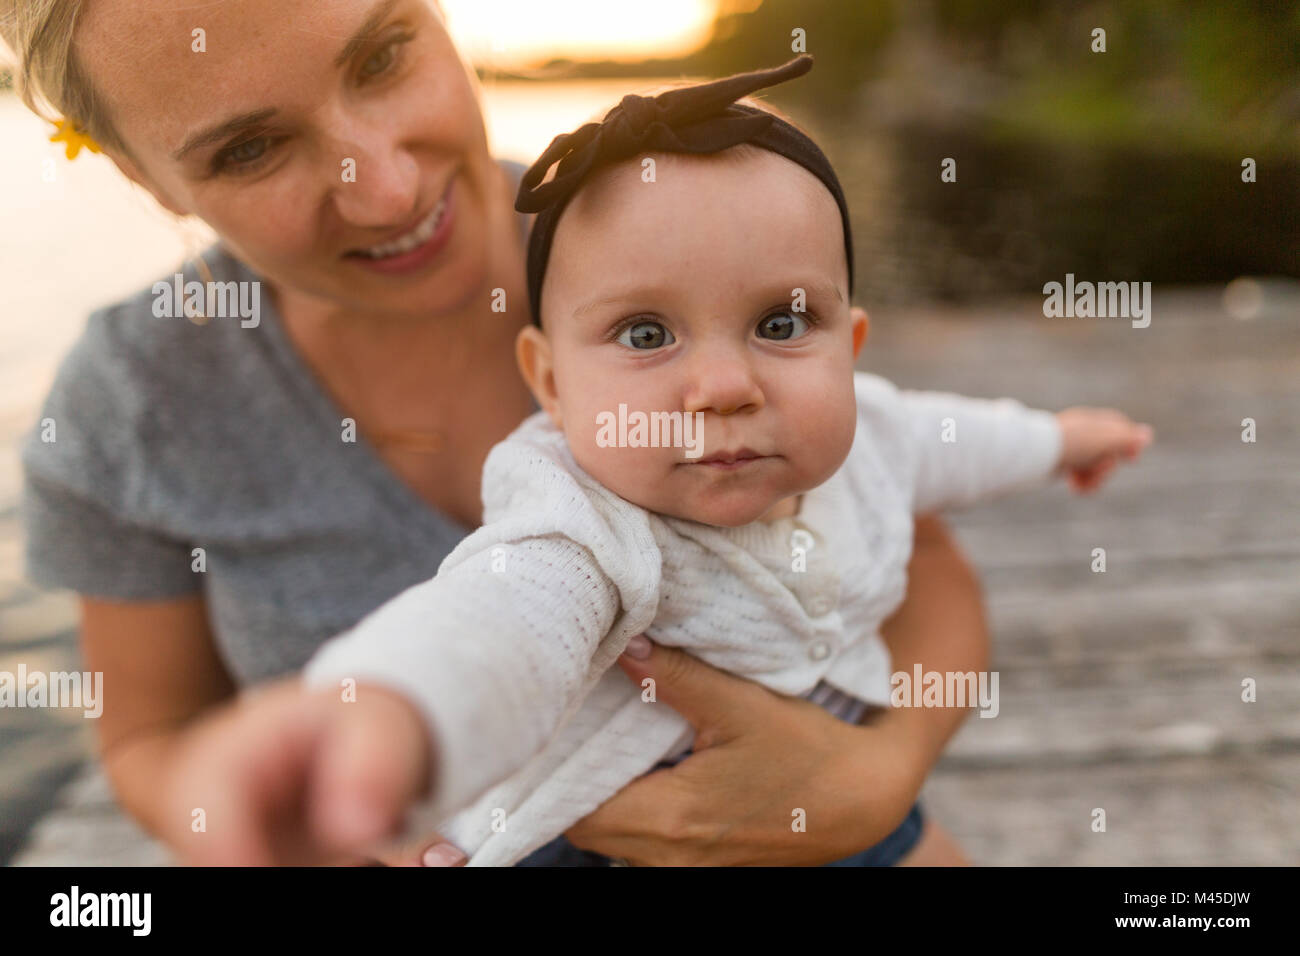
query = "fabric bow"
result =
(516, 54, 814, 214)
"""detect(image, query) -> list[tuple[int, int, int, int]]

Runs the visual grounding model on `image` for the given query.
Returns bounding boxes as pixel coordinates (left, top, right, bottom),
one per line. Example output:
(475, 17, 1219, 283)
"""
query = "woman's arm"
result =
(860, 513, 989, 782)
(79, 594, 237, 836)
(551, 514, 987, 866)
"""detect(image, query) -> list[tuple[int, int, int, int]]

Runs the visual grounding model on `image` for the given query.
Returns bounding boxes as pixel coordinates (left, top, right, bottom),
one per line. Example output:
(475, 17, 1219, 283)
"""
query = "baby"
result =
(192, 56, 1152, 865)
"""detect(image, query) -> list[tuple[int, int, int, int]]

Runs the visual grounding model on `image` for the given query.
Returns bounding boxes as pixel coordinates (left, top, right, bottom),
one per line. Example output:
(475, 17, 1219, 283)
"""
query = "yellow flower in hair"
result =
(49, 118, 102, 160)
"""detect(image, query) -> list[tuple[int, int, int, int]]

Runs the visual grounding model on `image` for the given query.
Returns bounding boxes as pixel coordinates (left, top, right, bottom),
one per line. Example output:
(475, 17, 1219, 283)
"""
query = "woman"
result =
(7, 0, 982, 865)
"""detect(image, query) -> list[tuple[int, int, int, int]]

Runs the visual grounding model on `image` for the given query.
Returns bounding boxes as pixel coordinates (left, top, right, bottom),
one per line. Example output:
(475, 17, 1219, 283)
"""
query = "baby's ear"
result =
(515, 325, 563, 428)
(850, 307, 870, 360)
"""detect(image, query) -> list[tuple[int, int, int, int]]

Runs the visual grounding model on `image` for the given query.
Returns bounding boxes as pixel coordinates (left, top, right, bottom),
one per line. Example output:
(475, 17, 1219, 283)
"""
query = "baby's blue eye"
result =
(756, 310, 810, 340)
(617, 321, 675, 350)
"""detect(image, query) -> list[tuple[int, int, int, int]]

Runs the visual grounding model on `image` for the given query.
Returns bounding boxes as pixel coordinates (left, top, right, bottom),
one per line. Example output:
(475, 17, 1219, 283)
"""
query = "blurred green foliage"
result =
(701, 0, 895, 93)
(690, 0, 1300, 153)
(658, 0, 1298, 297)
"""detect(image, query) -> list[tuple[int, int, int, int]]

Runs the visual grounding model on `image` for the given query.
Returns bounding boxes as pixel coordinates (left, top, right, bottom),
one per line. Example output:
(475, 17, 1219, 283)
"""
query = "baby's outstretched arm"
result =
(160, 534, 624, 865)
(1054, 407, 1154, 493)
(866, 378, 1152, 511)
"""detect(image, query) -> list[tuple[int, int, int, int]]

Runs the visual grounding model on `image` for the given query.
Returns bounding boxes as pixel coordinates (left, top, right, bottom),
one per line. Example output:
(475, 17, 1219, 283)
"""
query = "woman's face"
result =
(77, 0, 499, 318)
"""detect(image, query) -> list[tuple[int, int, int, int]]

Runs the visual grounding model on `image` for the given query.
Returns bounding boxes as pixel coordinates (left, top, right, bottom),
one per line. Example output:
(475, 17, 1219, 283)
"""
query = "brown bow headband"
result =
(514, 54, 855, 326)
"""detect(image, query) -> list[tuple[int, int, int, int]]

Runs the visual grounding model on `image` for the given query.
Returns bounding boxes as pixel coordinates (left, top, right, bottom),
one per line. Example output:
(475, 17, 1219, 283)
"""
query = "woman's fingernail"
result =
(623, 634, 652, 660)
(422, 843, 467, 867)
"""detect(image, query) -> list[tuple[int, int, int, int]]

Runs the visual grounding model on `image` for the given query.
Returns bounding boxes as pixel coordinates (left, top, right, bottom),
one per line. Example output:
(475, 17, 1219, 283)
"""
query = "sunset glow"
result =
(441, 0, 725, 68)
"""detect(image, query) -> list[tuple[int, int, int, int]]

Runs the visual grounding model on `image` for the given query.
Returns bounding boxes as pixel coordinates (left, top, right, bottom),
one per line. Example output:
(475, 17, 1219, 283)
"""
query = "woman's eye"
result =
(361, 42, 398, 78)
(360, 32, 414, 81)
(616, 321, 675, 350)
(756, 310, 811, 340)
(215, 136, 273, 172)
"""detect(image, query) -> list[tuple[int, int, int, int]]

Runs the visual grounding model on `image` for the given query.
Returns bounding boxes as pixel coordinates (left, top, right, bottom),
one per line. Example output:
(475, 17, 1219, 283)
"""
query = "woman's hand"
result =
(561, 640, 924, 866)
(372, 832, 468, 867)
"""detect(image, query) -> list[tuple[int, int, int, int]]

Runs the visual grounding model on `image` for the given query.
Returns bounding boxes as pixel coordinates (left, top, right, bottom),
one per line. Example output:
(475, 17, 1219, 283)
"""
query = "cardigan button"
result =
(809, 596, 831, 616)
(808, 640, 832, 661)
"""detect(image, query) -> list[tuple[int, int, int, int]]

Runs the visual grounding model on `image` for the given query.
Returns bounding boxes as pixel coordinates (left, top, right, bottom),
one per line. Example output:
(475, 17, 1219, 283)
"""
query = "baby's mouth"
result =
(684, 447, 773, 470)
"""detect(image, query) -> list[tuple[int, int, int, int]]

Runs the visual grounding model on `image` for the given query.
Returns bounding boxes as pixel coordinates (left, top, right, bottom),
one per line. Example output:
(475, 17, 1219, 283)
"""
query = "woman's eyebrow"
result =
(170, 0, 403, 161)
(172, 109, 277, 161)
(332, 0, 402, 68)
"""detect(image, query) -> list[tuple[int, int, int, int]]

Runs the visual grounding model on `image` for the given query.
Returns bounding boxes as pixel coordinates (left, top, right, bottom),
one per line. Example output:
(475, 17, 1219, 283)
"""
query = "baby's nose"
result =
(682, 354, 764, 416)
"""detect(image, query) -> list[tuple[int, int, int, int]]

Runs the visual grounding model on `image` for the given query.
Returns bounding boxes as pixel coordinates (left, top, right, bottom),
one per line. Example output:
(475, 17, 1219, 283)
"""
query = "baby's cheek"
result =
(567, 428, 666, 502)
(564, 419, 604, 475)
(788, 396, 858, 484)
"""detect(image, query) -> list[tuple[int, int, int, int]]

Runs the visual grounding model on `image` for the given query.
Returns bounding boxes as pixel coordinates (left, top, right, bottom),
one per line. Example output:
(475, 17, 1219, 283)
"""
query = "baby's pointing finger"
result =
(309, 703, 408, 853)
(1070, 455, 1117, 493)
(1114, 424, 1153, 459)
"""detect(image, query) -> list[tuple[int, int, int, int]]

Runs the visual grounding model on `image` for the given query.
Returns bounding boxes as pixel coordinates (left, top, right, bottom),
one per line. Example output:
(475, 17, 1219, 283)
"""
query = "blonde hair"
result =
(0, 0, 127, 154)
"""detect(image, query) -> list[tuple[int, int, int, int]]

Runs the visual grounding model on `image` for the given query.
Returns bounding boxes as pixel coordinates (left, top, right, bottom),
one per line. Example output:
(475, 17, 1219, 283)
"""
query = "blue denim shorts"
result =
(515, 801, 925, 867)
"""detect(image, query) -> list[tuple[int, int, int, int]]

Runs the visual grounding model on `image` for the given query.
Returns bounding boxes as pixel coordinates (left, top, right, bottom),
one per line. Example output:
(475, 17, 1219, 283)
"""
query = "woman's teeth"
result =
(356, 199, 446, 259)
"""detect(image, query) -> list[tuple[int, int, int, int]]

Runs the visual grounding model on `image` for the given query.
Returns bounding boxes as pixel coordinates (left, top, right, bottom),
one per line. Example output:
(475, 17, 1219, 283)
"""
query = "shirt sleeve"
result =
(19, 307, 201, 600)
(22, 471, 201, 599)
(898, 389, 1063, 514)
(302, 533, 623, 824)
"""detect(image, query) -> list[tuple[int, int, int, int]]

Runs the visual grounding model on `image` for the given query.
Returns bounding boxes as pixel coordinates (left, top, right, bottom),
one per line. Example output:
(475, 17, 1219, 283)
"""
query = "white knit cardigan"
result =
(304, 372, 1062, 865)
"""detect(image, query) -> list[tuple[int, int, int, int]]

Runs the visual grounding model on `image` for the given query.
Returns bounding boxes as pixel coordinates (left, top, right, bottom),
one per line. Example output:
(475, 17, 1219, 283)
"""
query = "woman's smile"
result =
(344, 174, 458, 275)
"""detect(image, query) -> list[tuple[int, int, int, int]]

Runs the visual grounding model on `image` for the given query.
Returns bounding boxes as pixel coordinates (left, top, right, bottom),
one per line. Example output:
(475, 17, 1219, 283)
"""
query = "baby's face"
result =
(519, 148, 866, 527)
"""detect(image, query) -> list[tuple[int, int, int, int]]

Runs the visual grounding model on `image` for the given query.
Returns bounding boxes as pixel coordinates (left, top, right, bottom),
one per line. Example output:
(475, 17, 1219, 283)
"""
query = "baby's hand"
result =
(1055, 407, 1153, 494)
(162, 680, 432, 865)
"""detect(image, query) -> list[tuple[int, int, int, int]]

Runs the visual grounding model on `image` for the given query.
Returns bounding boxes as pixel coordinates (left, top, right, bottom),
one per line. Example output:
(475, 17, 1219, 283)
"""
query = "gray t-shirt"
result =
(21, 160, 531, 686)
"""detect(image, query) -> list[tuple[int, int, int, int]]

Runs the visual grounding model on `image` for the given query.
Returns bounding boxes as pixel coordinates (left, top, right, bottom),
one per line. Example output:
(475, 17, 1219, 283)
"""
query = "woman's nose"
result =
(682, 349, 765, 416)
(326, 122, 421, 229)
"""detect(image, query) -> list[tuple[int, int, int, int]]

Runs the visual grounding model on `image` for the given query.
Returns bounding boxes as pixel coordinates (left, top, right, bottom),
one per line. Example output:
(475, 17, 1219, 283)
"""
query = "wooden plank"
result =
(922, 752, 1300, 865)
(983, 574, 1300, 642)
(941, 660, 1300, 765)
(0, 731, 88, 865)
(0, 594, 78, 647)
(10, 765, 173, 867)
